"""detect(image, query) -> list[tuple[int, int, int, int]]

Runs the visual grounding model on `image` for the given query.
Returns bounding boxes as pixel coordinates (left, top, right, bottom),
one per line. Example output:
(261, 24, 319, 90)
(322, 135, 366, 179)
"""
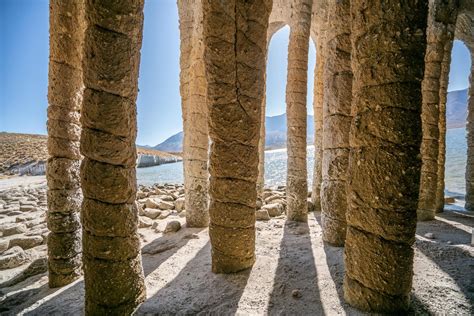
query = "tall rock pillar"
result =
(320, 0, 352, 246)
(46, 0, 84, 288)
(344, 1, 428, 312)
(286, 0, 313, 222)
(418, 0, 458, 220)
(80, 0, 146, 313)
(203, 0, 272, 273)
(178, 0, 210, 227)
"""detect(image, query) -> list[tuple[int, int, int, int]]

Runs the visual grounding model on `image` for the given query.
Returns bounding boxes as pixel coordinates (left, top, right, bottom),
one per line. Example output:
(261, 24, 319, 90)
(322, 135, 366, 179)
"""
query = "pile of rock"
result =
(0, 182, 313, 287)
(255, 186, 314, 221)
(0, 185, 49, 286)
(136, 183, 185, 233)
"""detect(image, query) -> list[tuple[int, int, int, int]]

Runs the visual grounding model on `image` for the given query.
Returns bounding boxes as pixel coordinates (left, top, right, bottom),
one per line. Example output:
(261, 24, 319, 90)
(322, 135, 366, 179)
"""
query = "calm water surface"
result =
(138, 127, 467, 198)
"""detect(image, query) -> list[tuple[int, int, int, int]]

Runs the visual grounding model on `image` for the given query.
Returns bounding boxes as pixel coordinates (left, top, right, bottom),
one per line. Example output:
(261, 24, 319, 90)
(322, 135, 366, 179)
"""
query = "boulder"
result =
(20, 204, 37, 212)
(15, 215, 35, 223)
(0, 246, 28, 269)
(0, 239, 9, 253)
(265, 194, 285, 204)
(164, 220, 181, 233)
(158, 210, 171, 219)
(9, 236, 43, 250)
(155, 194, 175, 202)
(1, 257, 47, 287)
(138, 217, 153, 228)
(262, 191, 273, 199)
(174, 197, 185, 212)
(1, 223, 27, 237)
(143, 208, 161, 219)
(256, 209, 270, 221)
(137, 191, 148, 199)
(262, 203, 283, 217)
(145, 198, 160, 209)
(158, 200, 174, 211)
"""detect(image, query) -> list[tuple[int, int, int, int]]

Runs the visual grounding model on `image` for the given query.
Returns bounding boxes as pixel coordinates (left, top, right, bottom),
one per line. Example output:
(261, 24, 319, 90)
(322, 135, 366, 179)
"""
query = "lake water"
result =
(138, 127, 468, 198)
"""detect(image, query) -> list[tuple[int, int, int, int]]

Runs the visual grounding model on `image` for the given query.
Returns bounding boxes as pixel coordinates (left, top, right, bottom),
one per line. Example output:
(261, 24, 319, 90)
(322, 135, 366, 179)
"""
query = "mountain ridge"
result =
(154, 88, 469, 152)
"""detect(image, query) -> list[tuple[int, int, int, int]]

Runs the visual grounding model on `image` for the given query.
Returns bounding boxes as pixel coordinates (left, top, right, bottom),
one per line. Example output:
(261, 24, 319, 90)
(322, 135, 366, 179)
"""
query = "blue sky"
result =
(0, 0, 472, 146)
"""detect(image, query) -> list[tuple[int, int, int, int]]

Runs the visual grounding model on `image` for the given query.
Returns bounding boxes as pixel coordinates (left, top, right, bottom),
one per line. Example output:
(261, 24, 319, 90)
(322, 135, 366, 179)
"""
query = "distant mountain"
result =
(265, 113, 314, 149)
(154, 114, 314, 152)
(446, 88, 468, 129)
(154, 131, 184, 152)
(154, 89, 469, 152)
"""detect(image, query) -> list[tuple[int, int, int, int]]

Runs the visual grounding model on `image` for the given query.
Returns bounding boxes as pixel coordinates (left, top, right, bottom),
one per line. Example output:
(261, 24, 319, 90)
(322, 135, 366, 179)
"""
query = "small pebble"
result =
(292, 289, 302, 299)
(424, 232, 435, 239)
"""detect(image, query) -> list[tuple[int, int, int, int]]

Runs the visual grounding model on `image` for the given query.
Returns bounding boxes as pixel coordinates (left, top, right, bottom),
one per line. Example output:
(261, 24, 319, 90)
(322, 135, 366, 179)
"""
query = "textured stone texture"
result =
(465, 56, 474, 210)
(286, 0, 313, 222)
(418, 0, 458, 221)
(311, 0, 328, 212)
(203, 0, 271, 273)
(320, 0, 351, 246)
(435, 38, 455, 214)
(456, 6, 474, 211)
(80, 0, 146, 314)
(46, 0, 84, 288)
(178, 0, 210, 228)
(344, 1, 427, 313)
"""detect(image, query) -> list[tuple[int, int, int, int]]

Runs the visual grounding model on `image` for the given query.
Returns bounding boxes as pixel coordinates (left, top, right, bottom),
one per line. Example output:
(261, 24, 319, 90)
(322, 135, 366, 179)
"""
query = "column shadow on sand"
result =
(15, 226, 204, 315)
(267, 220, 324, 315)
(415, 212, 474, 303)
(142, 226, 205, 276)
(313, 212, 351, 313)
(137, 241, 251, 315)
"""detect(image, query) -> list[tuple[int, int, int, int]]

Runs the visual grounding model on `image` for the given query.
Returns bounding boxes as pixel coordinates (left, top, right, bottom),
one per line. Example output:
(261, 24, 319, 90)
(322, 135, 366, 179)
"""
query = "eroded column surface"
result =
(435, 38, 456, 213)
(80, 0, 146, 313)
(320, 0, 352, 246)
(311, 0, 328, 212)
(257, 92, 266, 202)
(178, 0, 210, 227)
(203, 0, 271, 273)
(466, 56, 474, 211)
(418, 0, 458, 221)
(286, 0, 313, 222)
(344, 1, 427, 312)
(46, 0, 84, 288)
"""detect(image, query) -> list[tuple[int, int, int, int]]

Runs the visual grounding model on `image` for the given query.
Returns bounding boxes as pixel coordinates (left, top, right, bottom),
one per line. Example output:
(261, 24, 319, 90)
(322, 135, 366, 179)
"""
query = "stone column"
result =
(466, 55, 474, 211)
(311, 0, 328, 213)
(320, 0, 352, 246)
(178, 0, 210, 227)
(286, 0, 313, 222)
(344, 1, 427, 313)
(435, 37, 456, 213)
(257, 87, 266, 203)
(46, 0, 84, 288)
(203, 0, 271, 273)
(418, 0, 458, 220)
(80, 0, 146, 313)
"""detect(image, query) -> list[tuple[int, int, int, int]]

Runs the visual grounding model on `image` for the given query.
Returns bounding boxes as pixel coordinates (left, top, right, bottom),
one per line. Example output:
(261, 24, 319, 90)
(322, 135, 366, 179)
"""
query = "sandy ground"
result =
(1, 208, 473, 315)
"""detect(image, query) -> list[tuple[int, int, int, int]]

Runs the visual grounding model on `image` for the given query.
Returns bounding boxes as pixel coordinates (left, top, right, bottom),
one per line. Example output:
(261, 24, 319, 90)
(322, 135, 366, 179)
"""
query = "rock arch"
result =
(454, 8, 474, 211)
(41, 0, 470, 313)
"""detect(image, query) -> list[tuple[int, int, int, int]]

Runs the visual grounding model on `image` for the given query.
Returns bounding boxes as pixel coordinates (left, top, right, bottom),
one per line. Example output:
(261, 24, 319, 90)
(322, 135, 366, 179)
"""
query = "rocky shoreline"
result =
(0, 181, 295, 289)
(0, 132, 182, 177)
(0, 180, 473, 314)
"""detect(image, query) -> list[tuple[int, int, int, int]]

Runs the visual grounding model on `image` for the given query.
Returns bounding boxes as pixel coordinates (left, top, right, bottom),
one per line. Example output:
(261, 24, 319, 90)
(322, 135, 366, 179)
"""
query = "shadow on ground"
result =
(138, 241, 251, 314)
(267, 220, 324, 314)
